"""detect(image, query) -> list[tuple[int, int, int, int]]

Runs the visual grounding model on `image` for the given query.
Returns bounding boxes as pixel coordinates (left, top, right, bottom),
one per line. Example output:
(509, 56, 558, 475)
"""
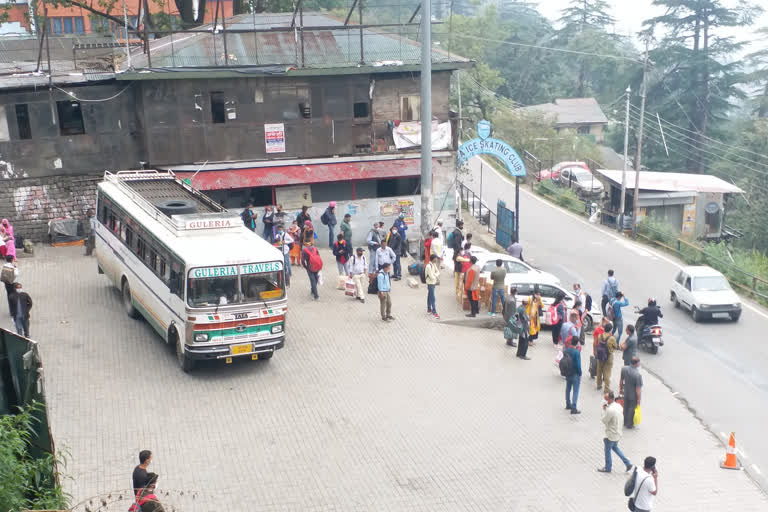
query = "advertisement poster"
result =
(379, 199, 415, 225)
(682, 200, 696, 235)
(265, 123, 286, 154)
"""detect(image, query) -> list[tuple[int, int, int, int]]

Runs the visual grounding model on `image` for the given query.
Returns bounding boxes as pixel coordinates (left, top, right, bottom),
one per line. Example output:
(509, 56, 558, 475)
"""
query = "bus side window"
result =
(149, 250, 158, 272)
(169, 263, 184, 298)
(159, 258, 168, 283)
(137, 237, 147, 260)
(125, 227, 134, 248)
(99, 205, 108, 224)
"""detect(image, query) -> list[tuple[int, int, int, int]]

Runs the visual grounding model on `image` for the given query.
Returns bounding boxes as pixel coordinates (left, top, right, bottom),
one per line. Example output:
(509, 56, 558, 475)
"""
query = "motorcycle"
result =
(633, 306, 663, 354)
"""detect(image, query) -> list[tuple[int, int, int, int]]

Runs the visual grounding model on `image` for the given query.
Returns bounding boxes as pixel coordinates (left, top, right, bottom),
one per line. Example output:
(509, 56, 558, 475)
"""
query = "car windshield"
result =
(187, 262, 285, 307)
(693, 276, 730, 291)
(573, 170, 592, 181)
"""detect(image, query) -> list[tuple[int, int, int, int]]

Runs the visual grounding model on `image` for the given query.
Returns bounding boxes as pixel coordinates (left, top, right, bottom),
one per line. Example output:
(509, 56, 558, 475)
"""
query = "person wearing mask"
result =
(573, 283, 586, 307)
(621, 324, 638, 367)
(296, 205, 311, 242)
(273, 204, 287, 230)
(340, 213, 353, 248)
(375, 240, 397, 273)
(429, 230, 443, 266)
(631, 456, 659, 512)
(241, 203, 256, 231)
(550, 293, 567, 346)
(301, 220, 315, 247)
(559, 311, 581, 350)
(393, 212, 408, 256)
(565, 336, 582, 414)
(85, 208, 96, 256)
(385, 226, 403, 280)
(425, 254, 440, 319)
(321, 202, 338, 248)
(489, 259, 506, 317)
(332, 233, 350, 275)
(287, 221, 301, 265)
(366, 223, 381, 273)
(464, 256, 481, 317)
(610, 292, 629, 343)
(376, 222, 387, 245)
(506, 236, 524, 261)
(274, 224, 293, 286)
(262, 206, 274, 242)
(348, 247, 368, 303)
(601, 269, 619, 315)
(1, 255, 19, 318)
(10, 282, 32, 337)
(433, 219, 446, 259)
(377, 262, 394, 321)
(597, 391, 633, 474)
(130, 473, 166, 512)
(620, 356, 644, 429)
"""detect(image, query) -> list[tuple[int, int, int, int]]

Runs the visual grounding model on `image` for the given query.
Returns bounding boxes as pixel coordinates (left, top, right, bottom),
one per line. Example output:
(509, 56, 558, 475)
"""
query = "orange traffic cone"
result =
(720, 432, 741, 470)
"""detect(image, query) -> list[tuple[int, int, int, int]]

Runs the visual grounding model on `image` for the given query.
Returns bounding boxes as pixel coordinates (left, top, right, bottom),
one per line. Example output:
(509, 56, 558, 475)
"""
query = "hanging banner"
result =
(265, 123, 286, 153)
(457, 120, 526, 177)
(392, 121, 452, 150)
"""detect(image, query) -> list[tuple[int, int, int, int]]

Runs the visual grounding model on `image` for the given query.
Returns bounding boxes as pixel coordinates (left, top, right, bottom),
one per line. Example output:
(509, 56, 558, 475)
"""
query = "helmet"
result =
(329, 201, 337, 207)
(648, 298, 657, 307)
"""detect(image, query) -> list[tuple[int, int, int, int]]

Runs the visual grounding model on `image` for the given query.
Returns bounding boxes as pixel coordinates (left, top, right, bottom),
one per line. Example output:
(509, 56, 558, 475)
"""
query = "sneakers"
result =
(597, 468, 611, 473)
(488, 312, 495, 317)
(570, 409, 581, 415)
(625, 463, 633, 472)
(386, 316, 395, 321)
(565, 405, 572, 410)
(433, 313, 440, 319)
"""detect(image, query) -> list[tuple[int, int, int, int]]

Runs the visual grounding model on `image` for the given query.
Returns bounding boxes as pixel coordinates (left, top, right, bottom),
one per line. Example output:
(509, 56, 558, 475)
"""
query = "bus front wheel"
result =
(175, 336, 195, 373)
(121, 280, 138, 318)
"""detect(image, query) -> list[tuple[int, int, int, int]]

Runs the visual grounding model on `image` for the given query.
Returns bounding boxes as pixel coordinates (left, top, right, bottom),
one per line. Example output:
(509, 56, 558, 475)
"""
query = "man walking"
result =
(375, 240, 397, 275)
(340, 213, 352, 248)
(610, 292, 629, 343)
(132, 449, 152, 494)
(366, 223, 381, 273)
(84, 208, 96, 256)
(425, 254, 440, 319)
(595, 322, 619, 393)
(632, 456, 659, 512)
(464, 256, 481, 317)
(601, 269, 619, 315)
(393, 212, 408, 256)
(489, 259, 506, 316)
(377, 262, 394, 321)
(620, 356, 643, 429)
(506, 236, 524, 261)
(621, 325, 638, 366)
(597, 391, 632, 473)
(274, 224, 293, 286)
(348, 247, 367, 303)
(565, 337, 582, 414)
(11, 282, 32, 338)
(385, 226, 403, 280)
(321, 202, 337, 248)
(301, 244, 323, 300)
(2, 255, 18, 318)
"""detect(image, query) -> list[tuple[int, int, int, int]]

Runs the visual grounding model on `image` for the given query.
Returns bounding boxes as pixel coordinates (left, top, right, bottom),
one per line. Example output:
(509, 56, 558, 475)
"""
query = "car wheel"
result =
(670, 292, 680, 308)
(692, 306, 702, 323)
(582, 314, 593, 332)
(730, 312, 741, 322)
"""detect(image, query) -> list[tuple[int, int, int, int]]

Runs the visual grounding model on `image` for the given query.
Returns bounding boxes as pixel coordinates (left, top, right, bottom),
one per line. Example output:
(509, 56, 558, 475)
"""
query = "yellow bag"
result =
(633, 405, 642, 426)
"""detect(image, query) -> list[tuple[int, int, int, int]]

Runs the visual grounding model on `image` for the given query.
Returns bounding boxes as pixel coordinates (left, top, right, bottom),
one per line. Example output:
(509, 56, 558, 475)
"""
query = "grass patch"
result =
(533, 180, 586, 216)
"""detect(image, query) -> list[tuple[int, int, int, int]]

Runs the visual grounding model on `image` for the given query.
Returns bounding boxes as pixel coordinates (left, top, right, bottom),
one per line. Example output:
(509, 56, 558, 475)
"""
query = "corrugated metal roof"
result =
(595, 169, 744, 194)
(521, 98, 608, 125)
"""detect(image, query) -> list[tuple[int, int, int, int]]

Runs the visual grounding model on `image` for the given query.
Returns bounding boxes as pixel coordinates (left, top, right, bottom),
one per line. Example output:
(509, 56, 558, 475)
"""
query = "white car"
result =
(475, 252, 560, 288)
(670, 266, 742, 322)
(557, 167, 604, 198)
(507, 281, 602, 332)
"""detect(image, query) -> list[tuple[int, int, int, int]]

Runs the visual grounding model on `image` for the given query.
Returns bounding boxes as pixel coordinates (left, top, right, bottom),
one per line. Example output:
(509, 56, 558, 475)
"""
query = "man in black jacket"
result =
(385, 226, 403, 280)
(11, 282, 32, 338)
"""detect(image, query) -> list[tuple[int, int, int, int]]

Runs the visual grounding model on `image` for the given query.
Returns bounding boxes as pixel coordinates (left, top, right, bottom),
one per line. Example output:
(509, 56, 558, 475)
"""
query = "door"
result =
(680, 273, 693, 309)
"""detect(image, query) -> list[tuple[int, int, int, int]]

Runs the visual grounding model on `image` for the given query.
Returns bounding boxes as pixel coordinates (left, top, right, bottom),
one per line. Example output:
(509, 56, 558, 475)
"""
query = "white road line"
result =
(720, 431, 728, 439)
(737, 448, 749, 459)
(518, 185, 768, 322)
(752, 464, 763, 475)
(671, 391, 679, 396)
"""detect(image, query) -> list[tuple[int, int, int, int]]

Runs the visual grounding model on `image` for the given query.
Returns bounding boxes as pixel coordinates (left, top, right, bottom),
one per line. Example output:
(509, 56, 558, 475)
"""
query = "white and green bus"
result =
(95, 170, 286, 371)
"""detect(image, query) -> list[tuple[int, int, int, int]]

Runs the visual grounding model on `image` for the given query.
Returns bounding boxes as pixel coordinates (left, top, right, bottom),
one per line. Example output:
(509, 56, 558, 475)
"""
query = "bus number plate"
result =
(231, 343, 253, 355)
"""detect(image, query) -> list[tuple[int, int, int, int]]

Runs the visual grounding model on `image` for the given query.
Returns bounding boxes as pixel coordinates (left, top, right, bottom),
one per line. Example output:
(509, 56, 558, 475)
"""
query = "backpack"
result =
(596, 334, 610, 361)
(606, 301, 615, 321)
(0, 265, 14, 284)
(367, 272, 379, 294)
(547, 303, 560, 324)
(305, 247, 323, 272)
(624, 467, 638, 496)
(320, 210, 329, 225)
(559, 350, 573, 377)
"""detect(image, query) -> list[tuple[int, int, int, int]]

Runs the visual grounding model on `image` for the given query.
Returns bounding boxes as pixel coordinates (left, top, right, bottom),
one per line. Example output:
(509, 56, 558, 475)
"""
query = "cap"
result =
(329, 201, 337, 207)
(356, 246, 364, 252)
(436, 218, 443, 224)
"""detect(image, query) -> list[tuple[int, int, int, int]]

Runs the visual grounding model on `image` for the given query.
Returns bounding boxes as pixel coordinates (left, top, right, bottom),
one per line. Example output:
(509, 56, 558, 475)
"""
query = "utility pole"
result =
(619, 85, 630, 231)
(457, 71, 463, 140)
(419, 0, 433, 236)
(632, 41, 650, 236)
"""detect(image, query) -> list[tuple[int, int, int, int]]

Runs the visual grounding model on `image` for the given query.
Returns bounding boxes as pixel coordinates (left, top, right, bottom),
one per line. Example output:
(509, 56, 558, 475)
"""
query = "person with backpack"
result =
(559, 311, 581, 350)
(464, 256, 481, 317)
(2, 255, 19, 318)
(564, 336, 582, 414)
(627, 456, 658, 512)
(598, 391, 633, 474)
(348, 247, 367, 303)
(595, 322, 619, 393)
(377, 262, 394, 321)
(240, 203, 256, 231)
(274, 224, 294, 286)
(610, 292, 630, 343)
(130, 473, 166, 512)
(385, 226, 403, 280)
(393, 212, 408, 256)
(601, 269, 619, 315)
(366, 222, 381, 273)
(320, 202, 337, 248)
(549, 293, 567, 346)
(424, 254, 440, 319)
(301, 244, 323, 300)
(332, 233, 350, 275)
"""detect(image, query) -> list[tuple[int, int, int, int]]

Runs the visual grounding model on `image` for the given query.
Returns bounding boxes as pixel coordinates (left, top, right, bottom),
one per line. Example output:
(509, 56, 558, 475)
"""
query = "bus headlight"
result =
(271, 325, 283, 334)
(194, 333, 209, 342)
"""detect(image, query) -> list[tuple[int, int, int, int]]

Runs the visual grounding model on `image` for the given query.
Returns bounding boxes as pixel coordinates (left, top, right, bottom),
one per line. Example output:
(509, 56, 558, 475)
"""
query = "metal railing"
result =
(458, 182, 496, 235)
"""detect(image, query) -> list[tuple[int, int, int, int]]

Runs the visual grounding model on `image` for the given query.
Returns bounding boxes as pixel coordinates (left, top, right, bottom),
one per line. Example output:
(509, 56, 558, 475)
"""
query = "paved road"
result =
(462, 157, 768, 490)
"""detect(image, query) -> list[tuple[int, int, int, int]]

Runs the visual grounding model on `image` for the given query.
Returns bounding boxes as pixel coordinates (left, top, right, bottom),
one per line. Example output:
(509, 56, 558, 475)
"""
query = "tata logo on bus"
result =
(240, 262, 284, 274)
(193, 266, 238, 278)
(185, 219, 233, 230)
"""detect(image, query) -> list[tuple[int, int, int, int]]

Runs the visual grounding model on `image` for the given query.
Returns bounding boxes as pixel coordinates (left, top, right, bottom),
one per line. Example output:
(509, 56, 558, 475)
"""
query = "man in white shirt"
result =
(632, 456, 659, 512)
(348, 247, 368, 303)
(597, 391, 632, 473)
(429, 230, 443, 264)
(375, 240, 397, 271)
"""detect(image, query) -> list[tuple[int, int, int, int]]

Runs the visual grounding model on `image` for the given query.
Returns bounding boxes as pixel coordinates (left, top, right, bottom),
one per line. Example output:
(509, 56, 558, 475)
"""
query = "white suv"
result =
(670, 266, 742, 322)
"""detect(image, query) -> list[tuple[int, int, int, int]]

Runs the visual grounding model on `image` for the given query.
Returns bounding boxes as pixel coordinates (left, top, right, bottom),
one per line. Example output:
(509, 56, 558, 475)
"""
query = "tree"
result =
(558, 0, 615, 31)
(746, 27, 768, 117)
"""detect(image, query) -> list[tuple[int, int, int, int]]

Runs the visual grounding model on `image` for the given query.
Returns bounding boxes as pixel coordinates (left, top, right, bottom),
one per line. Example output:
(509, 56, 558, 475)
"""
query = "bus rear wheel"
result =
(122, 280, 138, 318)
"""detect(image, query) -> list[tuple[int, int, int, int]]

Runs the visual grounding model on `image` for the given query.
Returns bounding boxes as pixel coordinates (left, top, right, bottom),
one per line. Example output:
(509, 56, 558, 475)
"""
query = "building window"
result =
(74, 17, 85, 34)
(15, 104, 31, 140)
(400, 95, 420, 121)
(210, 92, 226, 124)
(0, 106, 9, 142)
(91, 16, 110, 33)
(577, 125, 590, 135)
(353, 102, 369, 119)
(51, 18, 63, 34)
(48, 17, 85, 34)
(57, 101, 85, 135)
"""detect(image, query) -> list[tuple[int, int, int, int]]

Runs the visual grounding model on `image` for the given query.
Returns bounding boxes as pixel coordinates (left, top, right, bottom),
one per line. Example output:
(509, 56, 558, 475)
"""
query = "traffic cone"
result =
(720, 432, 741, 470)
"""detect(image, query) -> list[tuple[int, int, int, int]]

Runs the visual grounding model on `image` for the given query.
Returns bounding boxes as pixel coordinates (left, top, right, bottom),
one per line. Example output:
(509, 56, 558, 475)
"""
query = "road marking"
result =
(518, 185, 768, 322)
(671, 391, 679, 396)
(753, 464, 763, 475)
(720, 431, 728, 439)
(737, 448, 748, 459)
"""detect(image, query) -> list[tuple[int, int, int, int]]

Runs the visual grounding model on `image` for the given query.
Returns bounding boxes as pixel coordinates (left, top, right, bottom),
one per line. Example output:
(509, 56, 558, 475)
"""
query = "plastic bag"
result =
(633, 405, 642, 426)
(317, 271, 324, 287)
(554, 349, 564, 367)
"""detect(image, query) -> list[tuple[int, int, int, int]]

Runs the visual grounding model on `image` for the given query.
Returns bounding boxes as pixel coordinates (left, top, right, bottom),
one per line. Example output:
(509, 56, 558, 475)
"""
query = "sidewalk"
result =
(7, 245, 767, 511)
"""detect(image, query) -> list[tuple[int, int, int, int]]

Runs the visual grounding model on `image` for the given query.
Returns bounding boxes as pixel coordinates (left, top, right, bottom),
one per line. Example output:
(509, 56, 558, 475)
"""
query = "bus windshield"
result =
(187, 263, 285, 307)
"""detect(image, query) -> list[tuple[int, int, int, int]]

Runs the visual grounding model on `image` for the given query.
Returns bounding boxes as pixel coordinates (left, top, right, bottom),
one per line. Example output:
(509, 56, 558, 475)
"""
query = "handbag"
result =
(627, 475, 650, 511)
(633, 405, 642, 426)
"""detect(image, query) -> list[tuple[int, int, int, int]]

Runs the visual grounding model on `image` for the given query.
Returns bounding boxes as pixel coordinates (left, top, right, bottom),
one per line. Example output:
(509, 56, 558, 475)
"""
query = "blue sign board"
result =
(457, 120, 526, 177)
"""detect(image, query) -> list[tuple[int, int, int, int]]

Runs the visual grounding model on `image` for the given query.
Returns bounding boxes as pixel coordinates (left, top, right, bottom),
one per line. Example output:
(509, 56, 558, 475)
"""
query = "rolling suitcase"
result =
(589, 355, 597, 379)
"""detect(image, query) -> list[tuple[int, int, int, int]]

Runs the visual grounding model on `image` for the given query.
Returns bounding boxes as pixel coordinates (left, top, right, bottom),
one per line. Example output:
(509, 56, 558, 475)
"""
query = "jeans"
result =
(263, 225, 273, 243)
(5, 282, 15, 317)
(565, 374, 581, 409)
(328, 226, 335, 248)
(603, 438, 631, 472)
(601, 295, 609, 315)
(283, 252, 291, 284)
(368, 248, 377, 273)
(336, 260, 348, 275)
(393, 253, 401, 278)
(427, 284, 437, 314)
(307, 270, 319, 299)
(467, 290, 479, 316)
(612, 316, 624, 343)
(14, 316, 29, 337)
(490, 289, 505, 314)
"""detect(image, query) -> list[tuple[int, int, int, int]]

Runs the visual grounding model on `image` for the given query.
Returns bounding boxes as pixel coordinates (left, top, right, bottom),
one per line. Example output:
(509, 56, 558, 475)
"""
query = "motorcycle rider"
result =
(635, 298, 663, 338)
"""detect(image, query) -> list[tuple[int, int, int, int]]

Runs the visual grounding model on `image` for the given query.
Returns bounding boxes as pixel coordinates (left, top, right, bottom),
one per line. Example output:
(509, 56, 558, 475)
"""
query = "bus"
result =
(95, 170, 287, 371)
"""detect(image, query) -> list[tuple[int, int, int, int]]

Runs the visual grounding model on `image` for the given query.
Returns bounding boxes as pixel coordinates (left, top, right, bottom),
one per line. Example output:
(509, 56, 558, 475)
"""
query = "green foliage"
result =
(533, 180, 585, 215)
(0, 403, 68, 512)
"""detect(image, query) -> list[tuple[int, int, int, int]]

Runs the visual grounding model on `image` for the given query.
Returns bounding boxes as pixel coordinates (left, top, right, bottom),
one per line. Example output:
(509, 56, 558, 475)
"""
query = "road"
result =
(462, 156, 768, 491)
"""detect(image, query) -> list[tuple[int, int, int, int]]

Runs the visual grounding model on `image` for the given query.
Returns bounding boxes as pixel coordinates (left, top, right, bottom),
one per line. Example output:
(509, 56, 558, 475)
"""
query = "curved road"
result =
(462, 158, 768, 492)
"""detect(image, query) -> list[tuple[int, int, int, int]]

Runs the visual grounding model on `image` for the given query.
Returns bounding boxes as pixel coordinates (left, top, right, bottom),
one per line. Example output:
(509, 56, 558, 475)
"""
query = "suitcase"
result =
(589, 355, 597, 379)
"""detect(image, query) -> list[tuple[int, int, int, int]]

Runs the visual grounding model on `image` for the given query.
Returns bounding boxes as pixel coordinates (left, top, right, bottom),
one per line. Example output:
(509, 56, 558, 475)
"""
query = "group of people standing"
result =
(0, 218, 33, 338)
